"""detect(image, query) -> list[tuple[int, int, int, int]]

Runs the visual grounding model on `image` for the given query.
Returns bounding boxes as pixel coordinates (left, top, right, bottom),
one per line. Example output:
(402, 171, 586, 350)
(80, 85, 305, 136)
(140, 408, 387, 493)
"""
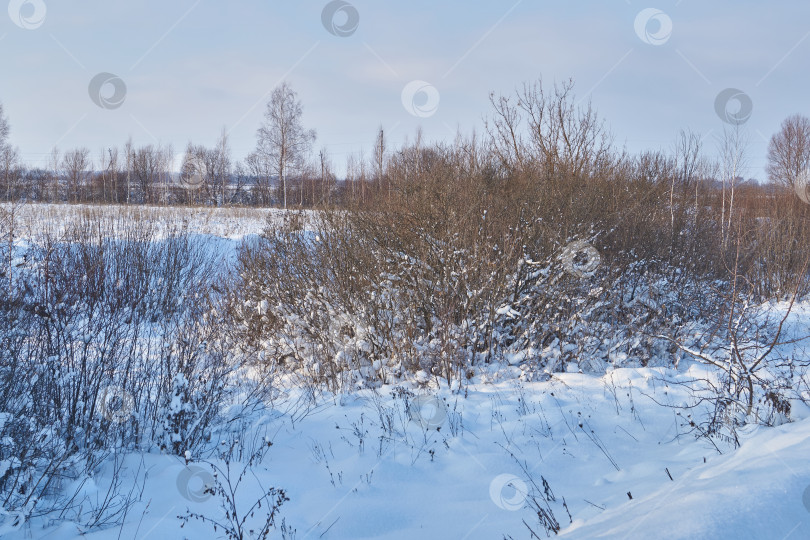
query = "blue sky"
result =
(1, 0, 808, 179)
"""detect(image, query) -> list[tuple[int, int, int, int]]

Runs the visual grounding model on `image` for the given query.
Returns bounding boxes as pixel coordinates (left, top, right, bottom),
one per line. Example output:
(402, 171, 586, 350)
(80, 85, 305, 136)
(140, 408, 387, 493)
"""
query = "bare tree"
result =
(0, 103, 21, 202)
(718, 125, 749, 247)
(180, 134, 232, 206)
(96, 147, 122, 203)
(48, 147, 60, 202)
(346, 152, 358, 203)
(130, 144, 171, 204)
(319, 147, 334, 206)
(0, 147, 20, 202)
(245, 150, 272, 205)
(229, 160, 250, 204)
(182, 143, 209, 204)
(357, 147, 367, 205)
(255, 83, 316, 209)
(124, 137, 133, 204)
(178, 142, 209, 205)
(487, 79, 613, 179)
(215, 127, 231, 205)
(373, 126, 388, 198)
(673, 129, 703, 230)
(62, 148, 91, 203)
(766, 114, 810, 192)
(105, 146, 123, 203)
(522, 79, 614, 177)
(485, 92, 526, 174)
(0, 102, 9, 153)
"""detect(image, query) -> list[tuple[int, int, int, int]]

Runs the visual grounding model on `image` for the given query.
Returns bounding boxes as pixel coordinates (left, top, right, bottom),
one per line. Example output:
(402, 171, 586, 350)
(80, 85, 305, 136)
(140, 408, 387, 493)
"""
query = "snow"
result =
(562, 414, 810, 539)
(0, 203, 300, 241)
(8, 364, 810, 539)
(3, 203, 810, 539)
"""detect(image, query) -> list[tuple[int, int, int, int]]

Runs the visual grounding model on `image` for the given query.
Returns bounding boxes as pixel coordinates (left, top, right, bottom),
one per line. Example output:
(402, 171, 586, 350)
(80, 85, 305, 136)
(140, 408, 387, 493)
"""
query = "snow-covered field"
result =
(24, 366, 810, 540)
(1, 202, 306, 240)
(3, 204, 810, 539)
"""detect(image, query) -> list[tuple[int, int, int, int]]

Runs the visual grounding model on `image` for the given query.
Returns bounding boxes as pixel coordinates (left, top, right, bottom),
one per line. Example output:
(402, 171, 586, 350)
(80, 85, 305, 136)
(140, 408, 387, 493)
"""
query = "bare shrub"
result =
(231, 107, 716, 390)
(0, 208, 250, 528)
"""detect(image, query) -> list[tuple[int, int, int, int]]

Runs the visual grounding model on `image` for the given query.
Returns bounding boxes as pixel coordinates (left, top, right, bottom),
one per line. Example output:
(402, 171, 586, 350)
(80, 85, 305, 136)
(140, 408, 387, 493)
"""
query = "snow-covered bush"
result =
(0, 213, 245, 525)
(231, 137, 721, 390)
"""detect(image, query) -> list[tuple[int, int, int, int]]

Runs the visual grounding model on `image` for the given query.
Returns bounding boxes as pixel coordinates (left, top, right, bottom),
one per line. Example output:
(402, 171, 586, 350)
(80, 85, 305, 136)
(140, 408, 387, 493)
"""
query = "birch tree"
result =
(255, 83, 316, 208)
(718, 125, 749, 247)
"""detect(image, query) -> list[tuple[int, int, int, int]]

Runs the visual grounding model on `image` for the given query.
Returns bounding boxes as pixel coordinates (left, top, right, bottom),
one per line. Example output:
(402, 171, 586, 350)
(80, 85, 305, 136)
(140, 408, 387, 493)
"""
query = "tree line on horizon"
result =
(0, 79, 808, 212)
